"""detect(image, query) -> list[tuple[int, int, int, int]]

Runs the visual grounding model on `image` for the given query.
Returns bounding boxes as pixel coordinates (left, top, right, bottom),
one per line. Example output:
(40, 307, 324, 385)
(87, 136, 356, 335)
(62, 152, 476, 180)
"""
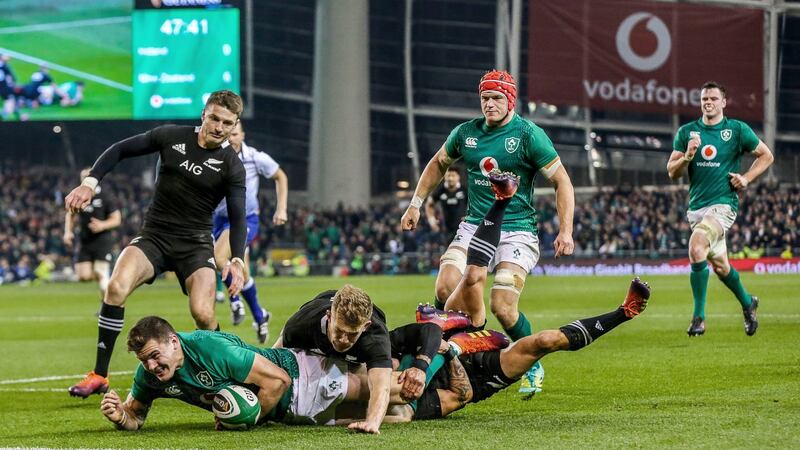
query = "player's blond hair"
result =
(205, 90, 244, 118)
(127, 316, 177, 353)
(331, 284, 373, 327)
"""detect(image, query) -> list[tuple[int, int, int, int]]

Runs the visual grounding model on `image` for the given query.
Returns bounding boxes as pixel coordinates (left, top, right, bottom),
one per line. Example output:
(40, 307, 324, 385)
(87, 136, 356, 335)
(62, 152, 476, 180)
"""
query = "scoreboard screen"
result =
(132, 8, 239, 119)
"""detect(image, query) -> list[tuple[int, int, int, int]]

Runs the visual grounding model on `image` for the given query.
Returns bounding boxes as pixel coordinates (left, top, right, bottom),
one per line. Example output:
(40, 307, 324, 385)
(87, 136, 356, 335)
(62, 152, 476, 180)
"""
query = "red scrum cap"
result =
(478, 70, 517, 110)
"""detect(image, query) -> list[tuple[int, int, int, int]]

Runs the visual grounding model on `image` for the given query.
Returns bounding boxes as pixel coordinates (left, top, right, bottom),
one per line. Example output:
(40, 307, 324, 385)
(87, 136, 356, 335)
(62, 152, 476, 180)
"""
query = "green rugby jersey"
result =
(673, 117, 760, 213)
(130, 331, 298, 420)
(445, 114, 559, 233)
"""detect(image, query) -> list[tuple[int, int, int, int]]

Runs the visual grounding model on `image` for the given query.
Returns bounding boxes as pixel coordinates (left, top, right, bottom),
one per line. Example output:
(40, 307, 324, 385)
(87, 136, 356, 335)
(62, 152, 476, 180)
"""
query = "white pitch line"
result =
(0, 316, 93, 322)
(0, 47, 132, 92)
(0, 387, 130, 392)
(0, 371, 134, 385)
(0, 16, 131, 35)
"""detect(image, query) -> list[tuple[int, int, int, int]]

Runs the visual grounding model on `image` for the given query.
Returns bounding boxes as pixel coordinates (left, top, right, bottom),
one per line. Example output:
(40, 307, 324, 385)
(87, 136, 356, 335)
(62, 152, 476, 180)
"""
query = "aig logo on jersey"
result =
(701, 145, 717, 161)
(180, 159, 203, 175)
(721, 129, 732, 142)
(465, 137, 478, 148)
(505, 137, 520, 153)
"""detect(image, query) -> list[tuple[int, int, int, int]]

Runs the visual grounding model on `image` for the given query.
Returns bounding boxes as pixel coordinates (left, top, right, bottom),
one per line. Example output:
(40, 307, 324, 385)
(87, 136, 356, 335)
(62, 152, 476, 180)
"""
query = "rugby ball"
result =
(212, 385, 261, 430)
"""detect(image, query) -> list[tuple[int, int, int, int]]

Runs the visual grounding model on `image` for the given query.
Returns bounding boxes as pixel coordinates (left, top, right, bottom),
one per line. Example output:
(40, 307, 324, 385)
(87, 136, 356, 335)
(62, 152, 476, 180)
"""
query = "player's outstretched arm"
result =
(243, 354, 291, 420)
(63, 211, 75, 247)
(65, 133, 157, 213)
(270, 168, 289, 225)
(100, 390, 150, 431)
(730, 140, 774, 190)
(348, 367, 391, 434)
(401, 145, 455, 231)
(548, 162, 575, 257)
(223, 177, 247, 295)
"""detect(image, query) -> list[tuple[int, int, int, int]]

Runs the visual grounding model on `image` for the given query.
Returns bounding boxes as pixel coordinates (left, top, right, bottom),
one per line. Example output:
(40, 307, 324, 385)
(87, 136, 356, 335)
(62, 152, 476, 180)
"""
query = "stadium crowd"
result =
(1, 166, 797, 283)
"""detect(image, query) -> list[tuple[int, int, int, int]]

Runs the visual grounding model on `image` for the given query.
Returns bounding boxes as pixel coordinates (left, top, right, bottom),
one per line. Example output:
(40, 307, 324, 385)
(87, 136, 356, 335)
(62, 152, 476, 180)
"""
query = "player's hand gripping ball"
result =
(213, 385, 261, 430)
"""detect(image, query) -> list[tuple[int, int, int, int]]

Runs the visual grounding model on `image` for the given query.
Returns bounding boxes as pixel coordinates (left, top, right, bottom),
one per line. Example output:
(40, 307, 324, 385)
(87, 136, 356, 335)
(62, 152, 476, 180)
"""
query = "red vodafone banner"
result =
(528, 0, 764, 120)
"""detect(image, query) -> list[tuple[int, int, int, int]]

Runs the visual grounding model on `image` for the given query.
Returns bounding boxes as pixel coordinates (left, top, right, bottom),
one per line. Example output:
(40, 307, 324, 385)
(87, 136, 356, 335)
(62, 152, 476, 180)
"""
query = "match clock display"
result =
(132, 8, 239, 119)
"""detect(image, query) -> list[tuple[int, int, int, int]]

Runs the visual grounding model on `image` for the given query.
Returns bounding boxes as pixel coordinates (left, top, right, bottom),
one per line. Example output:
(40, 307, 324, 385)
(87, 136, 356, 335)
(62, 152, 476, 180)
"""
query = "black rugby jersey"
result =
(281, 290, 392, 369)
(88, 125, 247, 259)
(77, 186, 118, 246)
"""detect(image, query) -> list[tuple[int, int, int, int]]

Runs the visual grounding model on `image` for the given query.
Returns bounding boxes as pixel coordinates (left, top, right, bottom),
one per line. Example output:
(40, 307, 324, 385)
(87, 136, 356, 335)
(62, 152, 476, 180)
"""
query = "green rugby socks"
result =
(719, 267, 752, 308)
(690, 262, 709, 319)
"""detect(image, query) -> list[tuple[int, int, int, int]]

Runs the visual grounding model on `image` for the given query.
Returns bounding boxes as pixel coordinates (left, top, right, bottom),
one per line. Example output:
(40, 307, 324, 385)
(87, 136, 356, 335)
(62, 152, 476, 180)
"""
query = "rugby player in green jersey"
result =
(101, 314, 410, 433)
(401, 70, 576, 396)
(667, 81, 773, 337)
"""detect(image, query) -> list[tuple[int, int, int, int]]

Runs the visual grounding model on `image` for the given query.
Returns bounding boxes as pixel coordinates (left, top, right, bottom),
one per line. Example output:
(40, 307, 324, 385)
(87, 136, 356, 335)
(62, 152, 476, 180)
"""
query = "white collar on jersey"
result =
(194, 126, 230, 148)
(320, 315, 329, 337)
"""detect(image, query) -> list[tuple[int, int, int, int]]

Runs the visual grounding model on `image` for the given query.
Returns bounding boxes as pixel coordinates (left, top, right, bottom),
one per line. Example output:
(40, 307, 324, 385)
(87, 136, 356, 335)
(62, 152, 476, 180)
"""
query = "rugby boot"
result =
(231, 300, 246, 326)
(519, 361, 545, 397)
(687, 316, 706, 336)
(255, 309, 271, 344)
(416, 303, 471, 331)
(448, 329, 510, 355)
(68, 371, 109, 398)
(743, 296, 759, 336)
(621, 277, 651, 318)
(488, 169, 520, 200)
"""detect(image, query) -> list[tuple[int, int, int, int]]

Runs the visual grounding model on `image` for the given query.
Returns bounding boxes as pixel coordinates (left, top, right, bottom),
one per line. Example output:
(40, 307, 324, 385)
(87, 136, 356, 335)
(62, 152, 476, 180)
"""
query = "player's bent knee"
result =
(489, 297, 518, 325)
(492, 269, 525, 297)
(192, 309, 216, 329)
(533, 330, 566, 354)
(435, 284, 452, 304)
(689, 244, 708, 262)
(712, 262, 730, 277)
(463, 267, 487, 287)
(77, 273, 94, 282)
(439, 248, 467, 274)
(105, 278, 130, 305)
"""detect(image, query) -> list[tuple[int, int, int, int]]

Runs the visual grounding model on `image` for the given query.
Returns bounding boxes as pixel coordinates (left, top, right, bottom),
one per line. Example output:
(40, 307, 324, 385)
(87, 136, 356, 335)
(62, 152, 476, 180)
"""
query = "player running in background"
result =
(65, 90, 248, 398)
(63, 168, 121, 308)
(400, 70, 575, 396)
(667, 81, 773, 337)
(212, 122, 288, 343)
(425, 166, 467, 243)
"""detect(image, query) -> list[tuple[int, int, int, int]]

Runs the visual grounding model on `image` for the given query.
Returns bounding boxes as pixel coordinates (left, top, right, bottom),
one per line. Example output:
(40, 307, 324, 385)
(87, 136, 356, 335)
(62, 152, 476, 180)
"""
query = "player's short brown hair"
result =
(205, 90, 244, 117)
(127, 316, 177, 353)
(701, 81, 727, 98)
(331, 284, 373, 327)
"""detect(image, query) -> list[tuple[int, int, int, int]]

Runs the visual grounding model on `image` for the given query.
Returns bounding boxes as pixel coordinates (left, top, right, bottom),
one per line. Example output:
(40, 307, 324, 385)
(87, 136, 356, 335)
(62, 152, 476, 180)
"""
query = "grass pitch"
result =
(0, 273, 798, 448)
(0, 1, 132, 121)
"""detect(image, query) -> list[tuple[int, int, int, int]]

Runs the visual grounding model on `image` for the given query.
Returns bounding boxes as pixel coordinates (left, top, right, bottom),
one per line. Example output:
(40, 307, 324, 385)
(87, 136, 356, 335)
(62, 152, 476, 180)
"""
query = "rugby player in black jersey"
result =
(273, 285, 392, 434)
(64, 168, 121, 308)
(65, 90, 248, 398)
